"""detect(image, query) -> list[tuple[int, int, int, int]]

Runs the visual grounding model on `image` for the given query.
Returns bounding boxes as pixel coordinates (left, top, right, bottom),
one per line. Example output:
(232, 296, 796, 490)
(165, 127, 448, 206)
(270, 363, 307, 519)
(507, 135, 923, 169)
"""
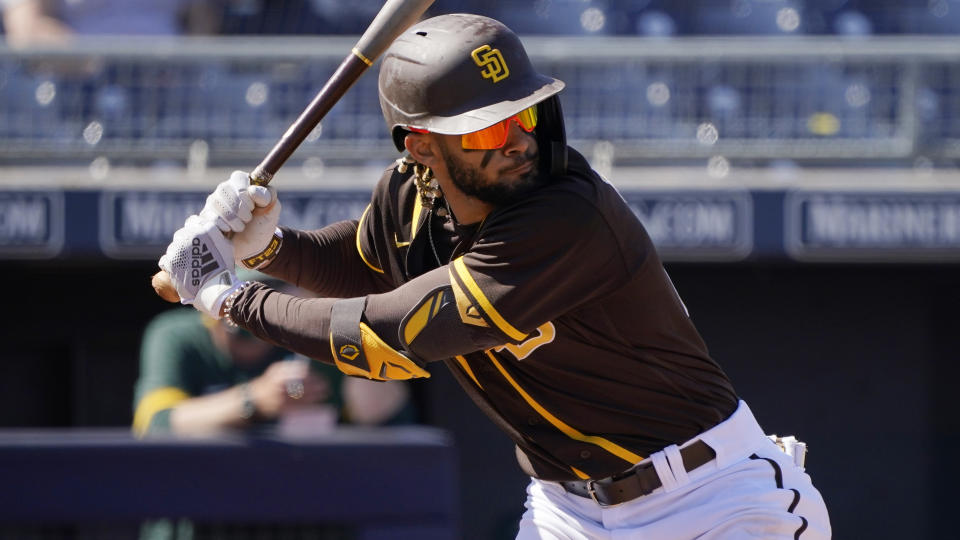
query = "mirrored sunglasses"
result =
(406, 106, 539, 150)
(460, 106, 538, 150)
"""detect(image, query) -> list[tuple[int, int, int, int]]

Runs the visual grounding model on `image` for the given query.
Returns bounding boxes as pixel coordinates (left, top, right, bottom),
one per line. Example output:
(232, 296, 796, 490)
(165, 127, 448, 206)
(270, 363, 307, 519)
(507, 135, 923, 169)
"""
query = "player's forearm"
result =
(232, 282, 339, 363)
(261, 222, 391, 297)
(167, 385, 254, 435)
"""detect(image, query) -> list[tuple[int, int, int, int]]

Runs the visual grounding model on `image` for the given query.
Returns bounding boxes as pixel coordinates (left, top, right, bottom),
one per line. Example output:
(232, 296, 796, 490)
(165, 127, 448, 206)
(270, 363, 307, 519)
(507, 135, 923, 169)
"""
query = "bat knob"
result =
(152, 270, 181, 303)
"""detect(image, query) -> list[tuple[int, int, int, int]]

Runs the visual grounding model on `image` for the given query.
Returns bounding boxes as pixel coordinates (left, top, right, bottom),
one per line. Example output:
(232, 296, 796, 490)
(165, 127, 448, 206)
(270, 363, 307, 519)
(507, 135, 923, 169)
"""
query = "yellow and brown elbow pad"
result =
(329, 297, 430, 381)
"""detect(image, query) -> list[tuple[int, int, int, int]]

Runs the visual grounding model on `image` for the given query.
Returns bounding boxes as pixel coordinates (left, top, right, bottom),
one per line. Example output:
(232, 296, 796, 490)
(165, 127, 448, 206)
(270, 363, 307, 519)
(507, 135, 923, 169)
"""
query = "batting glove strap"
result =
(234, 185, 282, 269)
(240, 228, 283, 270)
(195, 271, 245, 320)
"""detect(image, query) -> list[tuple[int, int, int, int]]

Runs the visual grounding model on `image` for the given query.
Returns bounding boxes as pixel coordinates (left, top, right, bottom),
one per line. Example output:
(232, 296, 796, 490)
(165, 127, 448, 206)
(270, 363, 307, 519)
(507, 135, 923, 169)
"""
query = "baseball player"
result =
(158, 13, 831, 539)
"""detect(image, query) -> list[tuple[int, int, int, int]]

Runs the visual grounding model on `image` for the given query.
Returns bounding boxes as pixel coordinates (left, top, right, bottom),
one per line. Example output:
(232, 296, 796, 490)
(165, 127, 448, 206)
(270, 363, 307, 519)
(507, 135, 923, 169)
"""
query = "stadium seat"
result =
(635, 10, 678, 37)
(0, 67, 66, 143)
(492, 0, 614, 35)
(832, 10, 874, 36)
(691, 0, 810, 35)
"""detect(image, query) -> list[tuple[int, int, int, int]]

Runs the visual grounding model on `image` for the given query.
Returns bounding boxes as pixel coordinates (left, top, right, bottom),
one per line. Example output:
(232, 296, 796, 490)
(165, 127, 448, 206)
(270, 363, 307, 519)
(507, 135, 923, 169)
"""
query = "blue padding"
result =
(0, 426, 459, 540)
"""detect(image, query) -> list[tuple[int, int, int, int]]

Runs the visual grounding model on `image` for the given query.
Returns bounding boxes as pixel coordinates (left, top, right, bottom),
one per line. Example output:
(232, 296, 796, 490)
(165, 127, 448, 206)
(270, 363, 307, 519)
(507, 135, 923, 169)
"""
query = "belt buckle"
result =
(586, 480, 622, 508)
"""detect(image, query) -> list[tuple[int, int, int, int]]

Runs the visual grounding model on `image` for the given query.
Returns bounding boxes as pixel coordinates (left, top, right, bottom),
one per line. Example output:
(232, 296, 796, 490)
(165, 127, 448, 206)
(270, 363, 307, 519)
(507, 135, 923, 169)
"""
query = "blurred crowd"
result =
(0, 2, 956, 171)
(2, 0, 958, 43)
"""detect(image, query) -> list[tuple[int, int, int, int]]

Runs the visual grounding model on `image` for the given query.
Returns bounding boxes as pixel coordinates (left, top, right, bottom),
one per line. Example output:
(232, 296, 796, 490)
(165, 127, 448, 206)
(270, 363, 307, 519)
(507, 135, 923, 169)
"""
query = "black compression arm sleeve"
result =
(231, 266, 503, 366)
(259, 223, 393, 298)
(232, 282, 338, 363)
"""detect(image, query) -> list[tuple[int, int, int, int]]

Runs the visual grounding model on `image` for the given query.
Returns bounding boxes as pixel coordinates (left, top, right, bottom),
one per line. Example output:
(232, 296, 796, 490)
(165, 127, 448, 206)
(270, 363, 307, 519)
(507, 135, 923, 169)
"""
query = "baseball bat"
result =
(152, 0, 435, 303)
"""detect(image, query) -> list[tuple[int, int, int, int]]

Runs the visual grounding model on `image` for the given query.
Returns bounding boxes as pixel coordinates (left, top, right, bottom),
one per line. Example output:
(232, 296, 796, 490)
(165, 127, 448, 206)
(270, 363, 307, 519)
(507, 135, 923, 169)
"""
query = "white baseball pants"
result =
(516, 401, 831, 539)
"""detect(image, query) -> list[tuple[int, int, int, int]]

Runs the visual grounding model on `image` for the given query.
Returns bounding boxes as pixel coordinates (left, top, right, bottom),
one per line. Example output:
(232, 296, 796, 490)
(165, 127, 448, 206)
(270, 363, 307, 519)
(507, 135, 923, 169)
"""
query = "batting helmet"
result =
(378, 13, 568, 174)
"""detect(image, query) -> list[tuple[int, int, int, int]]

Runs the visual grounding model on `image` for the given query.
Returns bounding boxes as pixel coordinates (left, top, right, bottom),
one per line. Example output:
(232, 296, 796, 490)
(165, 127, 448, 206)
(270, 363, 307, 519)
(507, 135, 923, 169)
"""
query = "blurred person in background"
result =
(1, 0, 222, 46)
(133, 271, 416, 438)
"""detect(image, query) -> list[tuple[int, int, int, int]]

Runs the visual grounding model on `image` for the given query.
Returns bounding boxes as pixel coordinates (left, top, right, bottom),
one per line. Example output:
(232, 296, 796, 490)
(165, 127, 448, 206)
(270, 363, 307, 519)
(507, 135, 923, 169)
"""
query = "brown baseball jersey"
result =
(236, 147, 738, 482)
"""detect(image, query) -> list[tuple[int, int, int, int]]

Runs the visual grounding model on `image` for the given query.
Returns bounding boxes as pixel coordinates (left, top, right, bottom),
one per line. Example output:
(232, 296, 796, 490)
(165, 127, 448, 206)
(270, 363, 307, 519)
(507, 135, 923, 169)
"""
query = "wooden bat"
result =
(152, 0, 435, 302)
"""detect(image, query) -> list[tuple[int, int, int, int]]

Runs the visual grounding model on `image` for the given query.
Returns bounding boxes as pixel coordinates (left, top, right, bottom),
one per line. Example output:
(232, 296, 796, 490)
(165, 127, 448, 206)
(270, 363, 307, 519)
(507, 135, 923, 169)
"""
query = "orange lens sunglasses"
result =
(460, 106, 538, 150)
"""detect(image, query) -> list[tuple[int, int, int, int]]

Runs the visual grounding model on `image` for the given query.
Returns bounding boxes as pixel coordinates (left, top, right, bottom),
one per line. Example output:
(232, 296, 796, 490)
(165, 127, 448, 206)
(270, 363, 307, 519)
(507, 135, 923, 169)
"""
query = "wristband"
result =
(241, 228, 283, 270)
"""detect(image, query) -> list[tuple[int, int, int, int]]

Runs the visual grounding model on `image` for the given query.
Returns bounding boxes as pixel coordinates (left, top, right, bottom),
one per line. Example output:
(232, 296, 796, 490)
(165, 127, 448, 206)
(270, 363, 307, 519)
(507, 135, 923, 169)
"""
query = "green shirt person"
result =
(134, 307, 415, 437)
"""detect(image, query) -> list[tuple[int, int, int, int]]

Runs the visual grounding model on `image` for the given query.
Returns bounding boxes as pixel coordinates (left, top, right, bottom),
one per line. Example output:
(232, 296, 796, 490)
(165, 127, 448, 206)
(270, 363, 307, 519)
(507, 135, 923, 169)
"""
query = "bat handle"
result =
(249, 167, 272, 187)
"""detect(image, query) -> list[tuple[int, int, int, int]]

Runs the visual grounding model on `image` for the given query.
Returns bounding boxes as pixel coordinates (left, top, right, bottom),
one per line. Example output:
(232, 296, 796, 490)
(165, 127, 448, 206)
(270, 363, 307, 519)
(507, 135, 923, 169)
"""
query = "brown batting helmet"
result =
(378, 13, 568, 173)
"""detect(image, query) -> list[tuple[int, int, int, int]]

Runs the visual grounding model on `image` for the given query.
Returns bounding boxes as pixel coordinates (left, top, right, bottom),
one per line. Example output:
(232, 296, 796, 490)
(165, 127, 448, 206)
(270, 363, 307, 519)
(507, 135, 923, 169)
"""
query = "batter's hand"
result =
(199, 170, 272, 233)
(233, 185, 283, 269)
(158, 215, 243, 318)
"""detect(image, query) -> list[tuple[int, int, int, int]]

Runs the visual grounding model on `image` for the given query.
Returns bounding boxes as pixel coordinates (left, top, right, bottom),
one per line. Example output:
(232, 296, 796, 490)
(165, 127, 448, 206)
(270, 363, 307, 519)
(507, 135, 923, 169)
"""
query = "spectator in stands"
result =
(1, 0, 221, 46)
(133, 271, 415, 437)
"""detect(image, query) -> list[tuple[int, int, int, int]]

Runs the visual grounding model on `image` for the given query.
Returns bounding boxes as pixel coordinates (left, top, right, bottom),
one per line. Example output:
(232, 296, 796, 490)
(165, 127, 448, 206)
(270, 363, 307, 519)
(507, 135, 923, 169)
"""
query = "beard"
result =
(440, 146, 546, 208)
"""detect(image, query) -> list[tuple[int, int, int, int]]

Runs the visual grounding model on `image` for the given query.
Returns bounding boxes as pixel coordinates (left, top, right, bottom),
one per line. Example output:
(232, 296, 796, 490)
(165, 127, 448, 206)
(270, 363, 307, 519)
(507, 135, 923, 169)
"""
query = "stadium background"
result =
(1, 0, 957, 538)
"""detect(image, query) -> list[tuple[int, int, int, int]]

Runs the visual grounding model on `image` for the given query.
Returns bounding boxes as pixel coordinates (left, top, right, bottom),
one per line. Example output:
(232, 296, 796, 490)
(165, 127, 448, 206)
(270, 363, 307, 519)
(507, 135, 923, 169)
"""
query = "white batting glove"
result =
(199, 170, 272, 233)
(158, 215, 244, 319)
(234, 186, 283, 269)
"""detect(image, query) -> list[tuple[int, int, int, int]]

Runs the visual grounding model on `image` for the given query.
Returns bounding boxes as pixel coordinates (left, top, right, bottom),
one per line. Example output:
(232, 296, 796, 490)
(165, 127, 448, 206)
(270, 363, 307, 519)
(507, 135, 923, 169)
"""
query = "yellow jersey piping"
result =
(356, 205, 384, 274)
(455, 355, 483, 388)
(570, 466, 591, 480)
(485, 350, 644, 466)
(410, 193, 423, 241)
(451, 257, 527, 342)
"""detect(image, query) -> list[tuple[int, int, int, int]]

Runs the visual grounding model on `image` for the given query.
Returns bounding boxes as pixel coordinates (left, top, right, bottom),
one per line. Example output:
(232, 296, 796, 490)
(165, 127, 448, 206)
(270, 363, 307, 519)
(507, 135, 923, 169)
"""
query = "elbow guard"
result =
(329, 297, 431, 381)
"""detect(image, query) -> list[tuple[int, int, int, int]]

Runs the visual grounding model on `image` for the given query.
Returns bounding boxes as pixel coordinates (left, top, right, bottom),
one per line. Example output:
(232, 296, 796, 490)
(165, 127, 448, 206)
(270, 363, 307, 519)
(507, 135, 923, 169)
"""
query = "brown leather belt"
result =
(559, 440, 716, 506)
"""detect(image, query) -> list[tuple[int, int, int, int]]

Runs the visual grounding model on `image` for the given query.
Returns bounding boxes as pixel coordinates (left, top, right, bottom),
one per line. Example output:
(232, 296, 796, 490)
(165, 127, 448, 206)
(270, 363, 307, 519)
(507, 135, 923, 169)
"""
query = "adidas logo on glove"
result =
(191, 238, 220, 286)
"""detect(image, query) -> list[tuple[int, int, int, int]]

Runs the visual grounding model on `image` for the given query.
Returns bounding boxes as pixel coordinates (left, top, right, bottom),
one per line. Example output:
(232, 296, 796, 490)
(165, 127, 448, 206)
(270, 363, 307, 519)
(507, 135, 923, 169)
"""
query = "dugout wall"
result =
(0, 260, 954, 539)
